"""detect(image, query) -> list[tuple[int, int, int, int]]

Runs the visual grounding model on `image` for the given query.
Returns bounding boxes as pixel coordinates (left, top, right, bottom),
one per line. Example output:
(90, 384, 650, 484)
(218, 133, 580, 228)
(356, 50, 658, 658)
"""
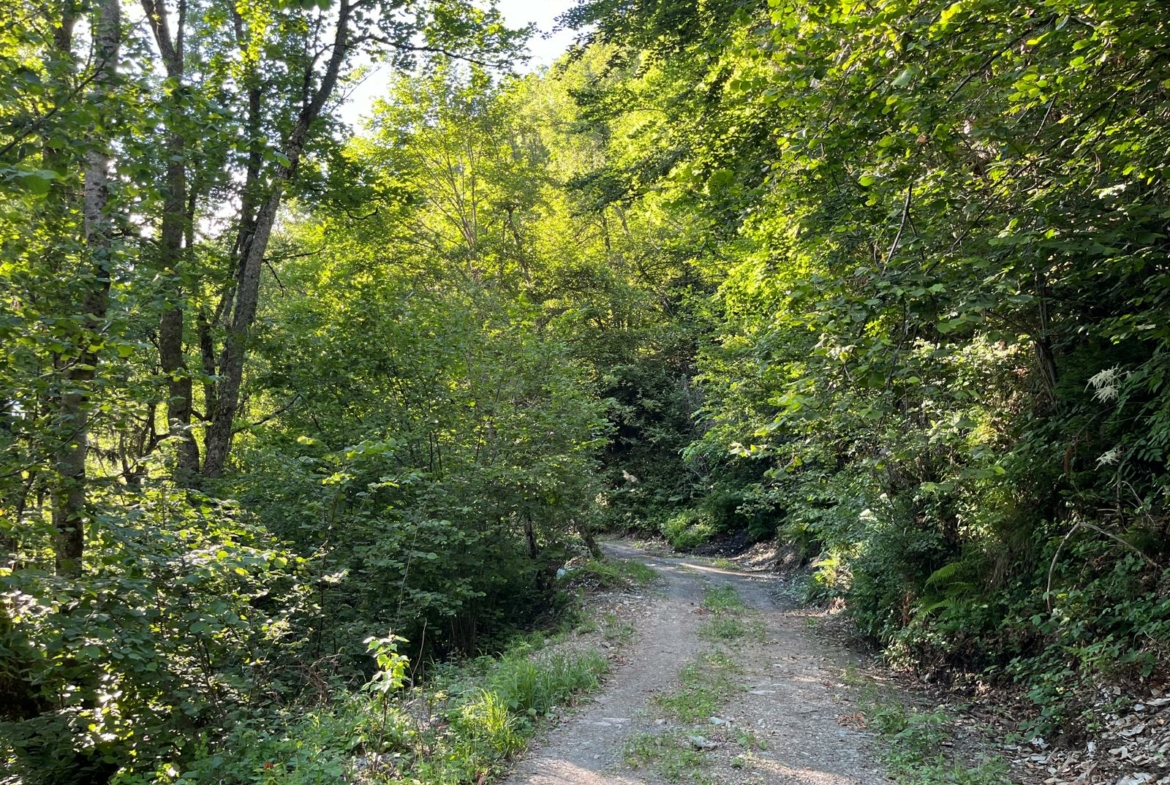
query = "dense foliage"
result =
(566, 0, 1170, 732)
(3, 0, 1169, 779)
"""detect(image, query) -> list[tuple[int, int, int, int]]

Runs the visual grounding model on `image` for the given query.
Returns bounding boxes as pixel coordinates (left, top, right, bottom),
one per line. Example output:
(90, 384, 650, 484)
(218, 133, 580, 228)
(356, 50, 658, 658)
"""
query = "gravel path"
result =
(502, 542, 890, 785)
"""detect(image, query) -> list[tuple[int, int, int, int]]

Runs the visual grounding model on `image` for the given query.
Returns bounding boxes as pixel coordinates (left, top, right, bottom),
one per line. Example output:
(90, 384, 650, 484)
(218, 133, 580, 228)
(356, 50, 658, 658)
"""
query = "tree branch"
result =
(231, 393, 302, 435)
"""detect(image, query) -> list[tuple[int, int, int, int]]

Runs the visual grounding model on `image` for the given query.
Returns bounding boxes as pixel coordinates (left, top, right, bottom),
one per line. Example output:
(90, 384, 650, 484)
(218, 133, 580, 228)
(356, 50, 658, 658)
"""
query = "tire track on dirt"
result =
(502, 542, 889, 785)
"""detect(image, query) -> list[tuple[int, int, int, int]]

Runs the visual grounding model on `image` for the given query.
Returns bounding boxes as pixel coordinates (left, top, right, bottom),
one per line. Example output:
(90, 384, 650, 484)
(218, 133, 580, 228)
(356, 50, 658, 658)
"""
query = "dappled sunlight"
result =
(515, 759, 649, 785)
(11, 0, 1153, 777)
(750, 757, 866, 784)
(673, 560, 751, 578)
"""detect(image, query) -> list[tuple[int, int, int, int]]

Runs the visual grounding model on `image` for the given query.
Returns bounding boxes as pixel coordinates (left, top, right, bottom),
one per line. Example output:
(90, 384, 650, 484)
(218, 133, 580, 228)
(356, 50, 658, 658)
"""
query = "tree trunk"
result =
(580, 525, 603, 560)
(143, 0, 200, 481)
(523, 513, 539, 559)
(157, 143, 200, 480)
(52, 0, 120, 575)
(1034, 270, 1059, 403)
(202, 0, 352, 478)
(203, 184, 284, 477)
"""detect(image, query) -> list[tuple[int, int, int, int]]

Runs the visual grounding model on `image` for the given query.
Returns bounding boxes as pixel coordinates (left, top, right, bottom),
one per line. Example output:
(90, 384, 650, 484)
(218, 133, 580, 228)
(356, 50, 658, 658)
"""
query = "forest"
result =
(2, 0, 1168, 782)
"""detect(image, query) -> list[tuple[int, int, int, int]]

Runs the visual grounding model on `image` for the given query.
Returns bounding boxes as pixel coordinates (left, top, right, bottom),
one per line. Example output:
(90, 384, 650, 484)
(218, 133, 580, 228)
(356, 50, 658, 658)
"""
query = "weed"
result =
(699, 616, 749, 641)
(698, 616, 765, 643)
(574, 617, 599, 634)
(711, 557, 736, 570)
(621, 560, 659, 585)
(624, 732, 714, 783)
(601, 612, 636, 645)
(455, 690, 524, 756)
(863, 699, 1013, 785)
(566, 558, 658, 590)
(697, 584, 763, 643)
(655, 651, 741, 723)
(701, 583, 746, 613)
(481, 649, 609, 720)
(735, 729, 766, 750)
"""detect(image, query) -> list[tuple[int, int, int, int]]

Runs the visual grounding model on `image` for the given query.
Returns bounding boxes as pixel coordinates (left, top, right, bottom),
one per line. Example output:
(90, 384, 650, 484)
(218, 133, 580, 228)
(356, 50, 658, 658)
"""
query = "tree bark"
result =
(1034, 269, 1059, 403)
(52, 0, 120, 575)
(203, 184, 285, 477)
(202, 0, 352, 478)
(157, 140, 199, 480)
(144, 0, 201, 480)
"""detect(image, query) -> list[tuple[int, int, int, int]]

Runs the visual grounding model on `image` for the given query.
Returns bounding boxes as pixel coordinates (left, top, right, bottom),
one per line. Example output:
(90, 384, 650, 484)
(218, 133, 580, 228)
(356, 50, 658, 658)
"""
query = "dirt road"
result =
(502, 542, 890, 785)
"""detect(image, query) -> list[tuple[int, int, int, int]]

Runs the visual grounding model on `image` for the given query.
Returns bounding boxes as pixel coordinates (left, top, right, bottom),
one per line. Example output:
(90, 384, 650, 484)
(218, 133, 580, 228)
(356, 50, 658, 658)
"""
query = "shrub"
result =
(661, 509, 717, 551)
(484, 649, 608, 720)
(0, 485, 312, 784)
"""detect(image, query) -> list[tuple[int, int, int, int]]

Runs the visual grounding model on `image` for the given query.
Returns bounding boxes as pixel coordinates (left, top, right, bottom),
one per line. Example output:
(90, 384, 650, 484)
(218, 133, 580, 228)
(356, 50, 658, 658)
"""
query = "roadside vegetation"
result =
(3, 0, 1168, 779)
(864, 699, 1013, 785)
(565, 559, 659, 592)
(171, 633, 610, 785)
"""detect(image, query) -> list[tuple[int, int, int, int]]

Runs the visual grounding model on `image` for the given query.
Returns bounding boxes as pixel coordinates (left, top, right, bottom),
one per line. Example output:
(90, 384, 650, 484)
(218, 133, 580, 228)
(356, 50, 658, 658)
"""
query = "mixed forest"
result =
(2, 0, 1169, 781)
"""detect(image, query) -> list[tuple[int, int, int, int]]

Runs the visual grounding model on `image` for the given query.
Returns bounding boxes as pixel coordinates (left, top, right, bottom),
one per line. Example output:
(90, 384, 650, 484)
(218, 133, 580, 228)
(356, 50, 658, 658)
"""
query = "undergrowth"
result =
(563, 558, 658, 591)
(863, 699, 1013, 785)
(155, 637, 609, 784)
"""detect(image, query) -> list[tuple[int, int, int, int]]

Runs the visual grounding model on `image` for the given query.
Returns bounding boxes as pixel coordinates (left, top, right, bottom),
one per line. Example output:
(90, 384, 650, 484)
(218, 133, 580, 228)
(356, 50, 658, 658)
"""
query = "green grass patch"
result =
(624, 732, 714, 784)
(701, 583, 746, 613)
(655, 650, 741, 724)
(478, 648, 609, 720)
(698, 615, 765, 643)
(864, 700, 1013, 785)
(565, 558, 658, 590)
(697, 583, 764, 643)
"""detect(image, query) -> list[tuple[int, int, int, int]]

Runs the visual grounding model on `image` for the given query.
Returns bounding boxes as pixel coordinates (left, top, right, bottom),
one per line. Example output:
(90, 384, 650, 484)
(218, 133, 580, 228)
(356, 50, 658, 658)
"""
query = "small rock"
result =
(1116, 775, 1153, 785)
(689, 735, 718, 751)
